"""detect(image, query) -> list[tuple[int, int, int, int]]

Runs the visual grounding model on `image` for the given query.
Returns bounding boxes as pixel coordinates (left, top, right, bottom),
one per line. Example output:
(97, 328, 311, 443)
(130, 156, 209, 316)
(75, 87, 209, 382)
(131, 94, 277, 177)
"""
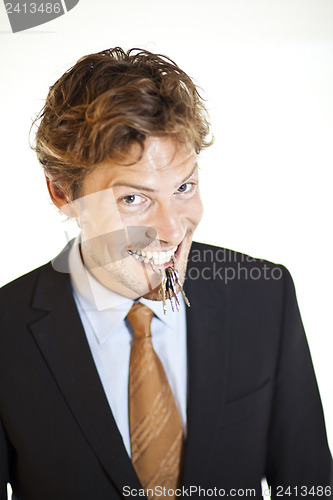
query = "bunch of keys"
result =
(152, 259, 190, 315)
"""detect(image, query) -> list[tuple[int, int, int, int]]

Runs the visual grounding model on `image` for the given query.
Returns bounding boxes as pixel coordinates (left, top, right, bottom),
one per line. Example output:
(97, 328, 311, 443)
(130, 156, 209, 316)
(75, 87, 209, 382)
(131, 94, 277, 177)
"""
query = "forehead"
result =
(129, 136, 195, 171)
(83, 137, 197, 193)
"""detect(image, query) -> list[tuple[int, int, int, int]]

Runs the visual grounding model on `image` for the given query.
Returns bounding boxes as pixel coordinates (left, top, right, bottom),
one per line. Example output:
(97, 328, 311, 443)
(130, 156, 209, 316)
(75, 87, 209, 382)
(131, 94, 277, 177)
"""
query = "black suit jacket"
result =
(0, 242, 332, 499)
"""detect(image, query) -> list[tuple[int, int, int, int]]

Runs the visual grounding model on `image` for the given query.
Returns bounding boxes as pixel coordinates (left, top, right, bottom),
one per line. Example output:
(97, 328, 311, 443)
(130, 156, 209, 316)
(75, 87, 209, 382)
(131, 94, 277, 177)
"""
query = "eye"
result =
(121, 194, 146, 205)
(177, 182, 194, 194)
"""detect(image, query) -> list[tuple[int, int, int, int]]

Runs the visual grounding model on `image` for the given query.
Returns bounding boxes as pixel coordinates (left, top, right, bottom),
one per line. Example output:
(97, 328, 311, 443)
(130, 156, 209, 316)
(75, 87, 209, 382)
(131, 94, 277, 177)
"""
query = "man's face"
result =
(71, 136, 203, 300)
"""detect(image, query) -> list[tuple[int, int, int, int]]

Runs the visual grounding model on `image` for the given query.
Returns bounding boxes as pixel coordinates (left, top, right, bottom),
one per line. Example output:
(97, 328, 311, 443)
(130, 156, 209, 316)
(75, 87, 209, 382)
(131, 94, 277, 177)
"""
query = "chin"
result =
(142, 284, 164, 301)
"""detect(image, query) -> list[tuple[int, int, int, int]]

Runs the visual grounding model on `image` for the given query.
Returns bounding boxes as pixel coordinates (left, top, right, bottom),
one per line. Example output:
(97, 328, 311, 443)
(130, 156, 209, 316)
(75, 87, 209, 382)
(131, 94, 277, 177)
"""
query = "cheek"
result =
(186, 193, 203, 226)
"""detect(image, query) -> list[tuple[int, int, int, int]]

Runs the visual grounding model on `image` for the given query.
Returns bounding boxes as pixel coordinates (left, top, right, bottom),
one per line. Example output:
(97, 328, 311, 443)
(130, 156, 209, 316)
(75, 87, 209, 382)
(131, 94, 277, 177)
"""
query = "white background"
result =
(0, 0, 332, 469)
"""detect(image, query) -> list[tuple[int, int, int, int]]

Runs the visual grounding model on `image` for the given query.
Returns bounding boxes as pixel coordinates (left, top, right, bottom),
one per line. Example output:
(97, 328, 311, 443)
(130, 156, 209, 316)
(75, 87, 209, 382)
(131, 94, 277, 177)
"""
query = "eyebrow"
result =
(111, 163, 198, 193)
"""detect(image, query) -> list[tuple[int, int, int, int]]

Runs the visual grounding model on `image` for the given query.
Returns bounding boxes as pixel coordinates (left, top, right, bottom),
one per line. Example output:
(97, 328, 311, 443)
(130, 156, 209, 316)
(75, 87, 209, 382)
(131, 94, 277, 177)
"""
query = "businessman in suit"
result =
(0, 47, 332, 499)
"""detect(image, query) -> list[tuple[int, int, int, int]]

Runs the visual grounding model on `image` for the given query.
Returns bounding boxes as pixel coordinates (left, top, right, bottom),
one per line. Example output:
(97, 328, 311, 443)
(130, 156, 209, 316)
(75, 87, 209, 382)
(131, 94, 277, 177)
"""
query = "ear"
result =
(46, 178, 77, 218)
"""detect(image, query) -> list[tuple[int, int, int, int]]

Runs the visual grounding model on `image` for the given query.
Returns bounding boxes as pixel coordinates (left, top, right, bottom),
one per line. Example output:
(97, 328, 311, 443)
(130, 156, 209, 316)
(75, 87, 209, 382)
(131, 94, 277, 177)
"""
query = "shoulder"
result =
(0, 262, 52, 305)
(0, 240, 73, 312)
(0, 260, 71, 327)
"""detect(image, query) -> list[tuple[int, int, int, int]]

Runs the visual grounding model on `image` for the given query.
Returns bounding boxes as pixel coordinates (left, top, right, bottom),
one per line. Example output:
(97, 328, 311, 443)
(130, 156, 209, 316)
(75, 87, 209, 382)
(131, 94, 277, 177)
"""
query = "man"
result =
(0, 47, 332, 500)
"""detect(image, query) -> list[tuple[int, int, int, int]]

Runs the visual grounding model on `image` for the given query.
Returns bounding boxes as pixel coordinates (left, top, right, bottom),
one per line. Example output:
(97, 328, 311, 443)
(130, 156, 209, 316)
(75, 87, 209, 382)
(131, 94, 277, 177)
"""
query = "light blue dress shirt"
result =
(68, 237, 187, 457)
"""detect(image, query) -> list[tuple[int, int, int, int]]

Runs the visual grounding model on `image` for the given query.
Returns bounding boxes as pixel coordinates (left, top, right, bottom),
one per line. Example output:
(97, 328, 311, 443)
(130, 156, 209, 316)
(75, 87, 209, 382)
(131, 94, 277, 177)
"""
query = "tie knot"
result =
(127, 302, 154, 339)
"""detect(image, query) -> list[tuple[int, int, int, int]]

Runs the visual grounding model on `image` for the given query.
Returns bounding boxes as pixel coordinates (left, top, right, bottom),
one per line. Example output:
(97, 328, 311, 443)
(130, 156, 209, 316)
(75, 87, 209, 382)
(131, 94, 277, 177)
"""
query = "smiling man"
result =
(0, 48, 332, 500)
(53, 136, 202, 302)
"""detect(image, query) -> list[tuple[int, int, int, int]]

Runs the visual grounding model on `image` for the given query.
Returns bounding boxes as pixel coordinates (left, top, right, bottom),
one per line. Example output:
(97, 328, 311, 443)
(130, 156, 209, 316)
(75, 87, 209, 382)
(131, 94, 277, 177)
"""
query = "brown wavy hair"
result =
(33, 47, 213, 199)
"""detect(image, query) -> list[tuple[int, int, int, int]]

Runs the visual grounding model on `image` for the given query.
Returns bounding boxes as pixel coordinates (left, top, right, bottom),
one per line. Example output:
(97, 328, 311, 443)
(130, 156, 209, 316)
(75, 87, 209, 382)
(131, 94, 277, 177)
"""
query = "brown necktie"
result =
(127, 302, 184, 499)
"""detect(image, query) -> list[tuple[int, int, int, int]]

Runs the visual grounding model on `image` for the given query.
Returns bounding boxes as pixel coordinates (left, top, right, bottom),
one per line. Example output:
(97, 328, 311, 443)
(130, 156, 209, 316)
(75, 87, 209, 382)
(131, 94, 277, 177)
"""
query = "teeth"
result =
(128, 246, 178, 266)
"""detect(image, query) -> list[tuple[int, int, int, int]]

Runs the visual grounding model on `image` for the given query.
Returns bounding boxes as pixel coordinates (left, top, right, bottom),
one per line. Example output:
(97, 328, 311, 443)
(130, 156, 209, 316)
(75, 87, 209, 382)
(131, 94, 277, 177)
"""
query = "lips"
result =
(128, 246, 178, 266)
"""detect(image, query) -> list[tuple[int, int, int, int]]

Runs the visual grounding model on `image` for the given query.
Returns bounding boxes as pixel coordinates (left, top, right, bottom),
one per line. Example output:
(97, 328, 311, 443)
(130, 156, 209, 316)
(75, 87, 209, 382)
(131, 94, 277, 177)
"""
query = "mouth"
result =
(128, 240, 191, 313)
(127, 243, 181, 269)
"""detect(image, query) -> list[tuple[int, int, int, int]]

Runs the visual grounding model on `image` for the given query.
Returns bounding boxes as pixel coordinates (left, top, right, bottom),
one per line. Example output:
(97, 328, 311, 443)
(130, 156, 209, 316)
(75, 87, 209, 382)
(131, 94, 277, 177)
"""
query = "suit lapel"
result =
(29, 262, 141, 496)
(181, 246, 231, 486)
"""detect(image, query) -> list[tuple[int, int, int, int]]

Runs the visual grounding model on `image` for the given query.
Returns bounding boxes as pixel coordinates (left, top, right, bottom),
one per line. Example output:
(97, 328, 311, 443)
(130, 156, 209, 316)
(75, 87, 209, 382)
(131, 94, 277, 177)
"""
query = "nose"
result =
(146, 203, 185, 246)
